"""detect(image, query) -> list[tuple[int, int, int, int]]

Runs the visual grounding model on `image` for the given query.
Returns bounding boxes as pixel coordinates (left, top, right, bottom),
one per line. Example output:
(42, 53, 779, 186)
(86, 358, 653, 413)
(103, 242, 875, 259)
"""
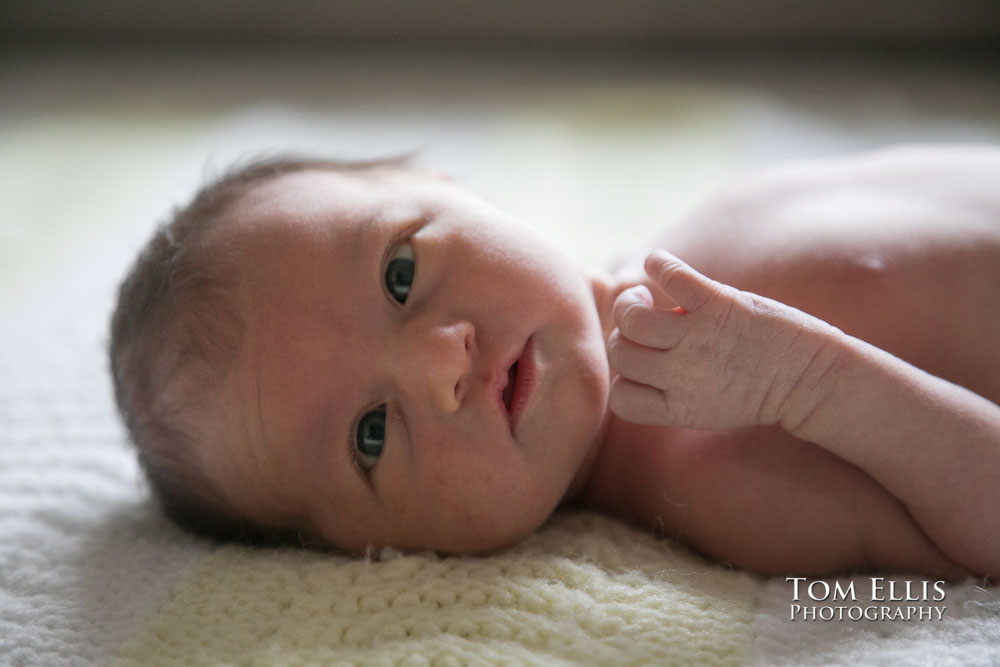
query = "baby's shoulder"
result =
(648, 145, 1000, 262)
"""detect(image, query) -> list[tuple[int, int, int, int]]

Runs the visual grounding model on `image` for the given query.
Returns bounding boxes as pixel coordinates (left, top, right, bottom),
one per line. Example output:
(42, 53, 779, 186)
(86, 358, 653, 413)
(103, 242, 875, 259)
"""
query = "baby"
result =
(110, 146, 1000, 580)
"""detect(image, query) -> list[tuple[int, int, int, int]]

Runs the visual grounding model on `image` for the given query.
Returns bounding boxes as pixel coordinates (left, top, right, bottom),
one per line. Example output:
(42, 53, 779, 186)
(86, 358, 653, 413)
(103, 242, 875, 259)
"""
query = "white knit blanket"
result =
(2, 193, 998, 667)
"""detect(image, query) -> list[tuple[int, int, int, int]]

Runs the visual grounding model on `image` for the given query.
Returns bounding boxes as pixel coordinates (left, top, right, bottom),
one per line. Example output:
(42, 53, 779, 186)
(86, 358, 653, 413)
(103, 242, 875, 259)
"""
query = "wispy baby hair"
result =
(109, 154, 408, 547)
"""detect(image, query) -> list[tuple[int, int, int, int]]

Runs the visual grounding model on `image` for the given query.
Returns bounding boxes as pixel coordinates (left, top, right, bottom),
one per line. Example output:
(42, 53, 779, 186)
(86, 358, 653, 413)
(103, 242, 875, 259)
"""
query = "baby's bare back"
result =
(598, 145, 1000, 576)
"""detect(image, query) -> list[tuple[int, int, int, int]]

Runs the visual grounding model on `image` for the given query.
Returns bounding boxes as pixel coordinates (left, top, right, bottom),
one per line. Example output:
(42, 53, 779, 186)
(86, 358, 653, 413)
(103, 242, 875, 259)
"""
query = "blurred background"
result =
(1, 0, 999, 318)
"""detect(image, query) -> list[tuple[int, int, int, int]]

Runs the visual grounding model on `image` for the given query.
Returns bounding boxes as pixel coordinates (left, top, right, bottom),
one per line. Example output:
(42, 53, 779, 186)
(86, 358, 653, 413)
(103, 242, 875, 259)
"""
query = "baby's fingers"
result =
(644, 250, 721, 314)
(613, 285, 687, 349)
(607, 329, 670, 388)
(608, 376, 672, 425)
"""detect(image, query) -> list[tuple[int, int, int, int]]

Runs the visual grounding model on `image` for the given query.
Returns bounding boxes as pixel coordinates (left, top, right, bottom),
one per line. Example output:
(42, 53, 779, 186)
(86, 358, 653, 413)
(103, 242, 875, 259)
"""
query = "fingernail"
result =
(623, 284, 653, 305)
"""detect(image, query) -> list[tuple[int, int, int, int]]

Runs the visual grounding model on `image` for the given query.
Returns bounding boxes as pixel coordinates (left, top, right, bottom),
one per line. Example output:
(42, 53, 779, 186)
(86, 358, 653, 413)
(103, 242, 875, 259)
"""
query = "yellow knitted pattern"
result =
(114, 513, 758, 665)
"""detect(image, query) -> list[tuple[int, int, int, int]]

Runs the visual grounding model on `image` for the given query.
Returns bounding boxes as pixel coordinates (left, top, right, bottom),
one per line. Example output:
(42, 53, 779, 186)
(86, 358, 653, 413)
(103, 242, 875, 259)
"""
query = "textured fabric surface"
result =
(115, 516, 758, 666)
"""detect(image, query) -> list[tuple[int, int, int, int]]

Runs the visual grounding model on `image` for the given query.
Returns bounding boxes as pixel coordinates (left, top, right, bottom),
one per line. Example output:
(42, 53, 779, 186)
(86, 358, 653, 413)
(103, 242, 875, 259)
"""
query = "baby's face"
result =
(220, 168, 610, 554)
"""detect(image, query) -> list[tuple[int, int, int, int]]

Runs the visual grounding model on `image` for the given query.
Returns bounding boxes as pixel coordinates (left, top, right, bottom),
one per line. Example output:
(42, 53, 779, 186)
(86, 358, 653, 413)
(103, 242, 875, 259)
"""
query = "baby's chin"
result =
(398, 495, 567, 557)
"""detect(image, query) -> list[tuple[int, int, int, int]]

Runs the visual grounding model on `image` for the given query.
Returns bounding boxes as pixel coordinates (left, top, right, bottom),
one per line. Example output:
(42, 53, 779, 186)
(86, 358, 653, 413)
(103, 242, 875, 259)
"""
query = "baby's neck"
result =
(560, 268, 636, 505)
(561, 418, 608, 504)
(586, 266, 628, 342)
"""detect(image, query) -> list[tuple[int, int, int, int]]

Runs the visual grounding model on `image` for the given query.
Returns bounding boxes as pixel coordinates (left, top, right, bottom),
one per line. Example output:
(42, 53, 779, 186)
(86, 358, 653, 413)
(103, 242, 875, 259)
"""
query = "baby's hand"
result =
(607, 251, 836, 430)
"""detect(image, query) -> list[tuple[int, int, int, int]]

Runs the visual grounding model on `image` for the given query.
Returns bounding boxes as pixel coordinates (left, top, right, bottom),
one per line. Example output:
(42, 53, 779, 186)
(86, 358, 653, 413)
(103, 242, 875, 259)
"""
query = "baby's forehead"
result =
(238, 169, 372, 217)
(221, 168, 429, 285)
(231, 167, 429, 234)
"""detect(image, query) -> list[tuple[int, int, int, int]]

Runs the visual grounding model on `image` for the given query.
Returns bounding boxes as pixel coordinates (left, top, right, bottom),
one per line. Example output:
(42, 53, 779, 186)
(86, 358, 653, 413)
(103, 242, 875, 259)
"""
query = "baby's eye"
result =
(385, 241, 415, 304)
(354, 406, 386, 471)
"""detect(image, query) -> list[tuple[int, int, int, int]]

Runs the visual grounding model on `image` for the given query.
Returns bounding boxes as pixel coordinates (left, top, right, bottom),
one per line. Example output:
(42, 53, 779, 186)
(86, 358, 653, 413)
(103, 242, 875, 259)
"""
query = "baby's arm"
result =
(608, 251, 1000, 578)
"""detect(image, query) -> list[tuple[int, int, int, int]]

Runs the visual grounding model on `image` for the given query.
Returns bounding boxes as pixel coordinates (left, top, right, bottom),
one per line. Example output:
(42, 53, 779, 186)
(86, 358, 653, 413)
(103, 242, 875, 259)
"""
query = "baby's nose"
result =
(404, 320, 474, 414)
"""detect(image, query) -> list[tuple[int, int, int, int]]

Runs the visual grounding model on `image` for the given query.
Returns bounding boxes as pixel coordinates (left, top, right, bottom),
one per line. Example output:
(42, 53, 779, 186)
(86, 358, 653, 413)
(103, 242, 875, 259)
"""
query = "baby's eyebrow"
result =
(360, 215, 401, 284)
(335, 216, 387, 485)
(352, 215, 377, 263)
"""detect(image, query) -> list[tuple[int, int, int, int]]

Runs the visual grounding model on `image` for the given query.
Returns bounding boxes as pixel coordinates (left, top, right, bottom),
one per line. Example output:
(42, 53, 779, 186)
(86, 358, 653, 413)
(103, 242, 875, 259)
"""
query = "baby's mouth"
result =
(502, 362, 518, 414)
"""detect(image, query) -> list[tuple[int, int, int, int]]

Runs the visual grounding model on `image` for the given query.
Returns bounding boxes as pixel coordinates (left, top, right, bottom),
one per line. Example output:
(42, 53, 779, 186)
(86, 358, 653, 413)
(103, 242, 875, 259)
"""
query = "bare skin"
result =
(579, 145, 1000, 579)
(209, 146, 1000, 579)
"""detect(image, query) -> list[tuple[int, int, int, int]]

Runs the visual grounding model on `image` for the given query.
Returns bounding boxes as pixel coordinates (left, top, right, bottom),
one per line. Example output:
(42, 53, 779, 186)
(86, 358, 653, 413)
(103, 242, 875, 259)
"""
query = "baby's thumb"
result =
(643, 250, 715, 314)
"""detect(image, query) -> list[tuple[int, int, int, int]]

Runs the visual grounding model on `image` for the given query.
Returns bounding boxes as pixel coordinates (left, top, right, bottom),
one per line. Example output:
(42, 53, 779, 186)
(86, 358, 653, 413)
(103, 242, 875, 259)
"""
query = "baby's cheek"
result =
(436, 481, 544, 554)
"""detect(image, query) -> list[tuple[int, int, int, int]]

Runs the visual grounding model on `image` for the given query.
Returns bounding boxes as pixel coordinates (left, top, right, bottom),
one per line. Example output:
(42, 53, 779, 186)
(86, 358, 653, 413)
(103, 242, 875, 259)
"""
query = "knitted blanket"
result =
(2, 215, 998, 667)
